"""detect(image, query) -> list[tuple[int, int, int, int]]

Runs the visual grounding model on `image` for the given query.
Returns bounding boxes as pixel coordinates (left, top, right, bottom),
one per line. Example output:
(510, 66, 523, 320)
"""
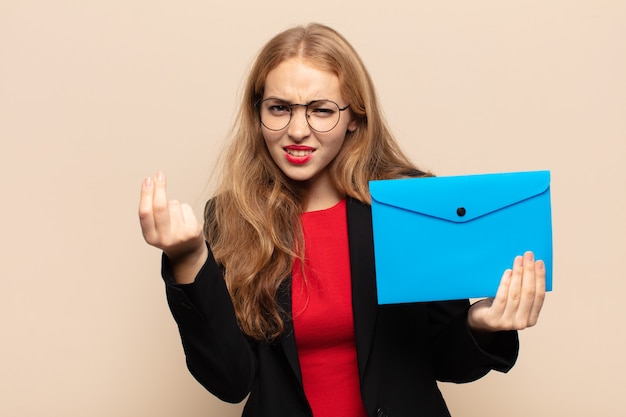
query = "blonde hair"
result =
(206, 23, 430, 341)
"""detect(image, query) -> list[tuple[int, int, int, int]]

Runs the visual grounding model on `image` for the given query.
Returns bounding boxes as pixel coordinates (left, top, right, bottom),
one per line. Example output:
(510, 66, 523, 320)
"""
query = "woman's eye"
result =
(269, 105, 290, 113)
(309, 101, 338, 117)
(311, 107, 335, 117)
(313, 108, 333, 113)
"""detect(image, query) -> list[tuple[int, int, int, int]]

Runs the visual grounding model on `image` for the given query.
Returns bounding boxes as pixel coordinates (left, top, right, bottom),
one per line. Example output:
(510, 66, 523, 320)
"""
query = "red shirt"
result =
(292, 199, 368, 417)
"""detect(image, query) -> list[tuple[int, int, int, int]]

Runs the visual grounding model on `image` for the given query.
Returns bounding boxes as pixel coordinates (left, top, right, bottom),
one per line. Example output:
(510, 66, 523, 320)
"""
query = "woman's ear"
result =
(347, 118, 358, 133)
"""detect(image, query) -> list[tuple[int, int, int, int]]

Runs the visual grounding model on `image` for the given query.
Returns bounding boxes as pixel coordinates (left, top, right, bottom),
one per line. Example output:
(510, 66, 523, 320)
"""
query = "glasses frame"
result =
(258, 98, 350, 133)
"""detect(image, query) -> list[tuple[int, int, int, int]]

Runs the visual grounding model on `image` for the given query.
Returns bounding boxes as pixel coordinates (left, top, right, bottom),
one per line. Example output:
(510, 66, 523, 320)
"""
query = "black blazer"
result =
(163, 197, 519, 417)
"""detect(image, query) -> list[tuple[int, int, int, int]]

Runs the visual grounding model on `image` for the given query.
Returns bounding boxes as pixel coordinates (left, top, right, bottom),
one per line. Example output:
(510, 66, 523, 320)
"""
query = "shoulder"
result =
(346, 195, 371, 212)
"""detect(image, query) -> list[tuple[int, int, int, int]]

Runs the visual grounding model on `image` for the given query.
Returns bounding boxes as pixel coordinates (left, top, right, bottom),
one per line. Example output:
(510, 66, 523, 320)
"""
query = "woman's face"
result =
(261, 58, 357, 197)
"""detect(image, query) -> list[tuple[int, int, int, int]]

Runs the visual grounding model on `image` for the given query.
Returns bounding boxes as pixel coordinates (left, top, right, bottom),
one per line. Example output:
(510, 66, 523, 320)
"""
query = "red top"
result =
(291, 199, 368, 417)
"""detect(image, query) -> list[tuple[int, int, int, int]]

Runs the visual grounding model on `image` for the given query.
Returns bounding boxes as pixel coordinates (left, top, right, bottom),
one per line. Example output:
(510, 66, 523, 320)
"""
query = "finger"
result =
(514, 251, 537, 328)
(139, 176, 157, 242)
(502, 255, 524, 320)
(528, 259, 547, 326)
(490, 268, 513, 318)
(182, 203, 204, 242)
(152, 172, 171, 234)
(181, 202, 200, 228)
(168, 199, 183, 228)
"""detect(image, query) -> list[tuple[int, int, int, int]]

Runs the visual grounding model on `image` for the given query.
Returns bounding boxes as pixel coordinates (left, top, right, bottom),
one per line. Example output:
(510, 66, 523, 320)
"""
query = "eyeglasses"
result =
(258, 98, 350, 133)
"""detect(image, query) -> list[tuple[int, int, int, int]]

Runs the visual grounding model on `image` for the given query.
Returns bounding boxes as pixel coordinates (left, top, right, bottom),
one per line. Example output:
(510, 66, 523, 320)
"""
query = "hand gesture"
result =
(138, 172, 207, 283)
(468, 251, 546, 333)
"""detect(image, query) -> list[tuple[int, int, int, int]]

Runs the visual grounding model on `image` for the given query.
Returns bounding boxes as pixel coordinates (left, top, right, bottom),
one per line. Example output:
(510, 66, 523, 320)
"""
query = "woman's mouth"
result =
(284, 146, 314, 164)
(285, 149, 313, 157)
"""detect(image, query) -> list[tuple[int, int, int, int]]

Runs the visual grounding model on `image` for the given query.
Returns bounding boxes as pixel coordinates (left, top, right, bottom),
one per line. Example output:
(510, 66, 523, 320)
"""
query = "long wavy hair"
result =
(206, 23, 430, 341)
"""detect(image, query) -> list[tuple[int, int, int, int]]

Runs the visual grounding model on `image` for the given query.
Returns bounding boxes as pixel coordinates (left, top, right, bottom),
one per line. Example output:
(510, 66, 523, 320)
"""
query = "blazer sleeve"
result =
(162, 244, 257, 403)
(427, 299, 519, 383)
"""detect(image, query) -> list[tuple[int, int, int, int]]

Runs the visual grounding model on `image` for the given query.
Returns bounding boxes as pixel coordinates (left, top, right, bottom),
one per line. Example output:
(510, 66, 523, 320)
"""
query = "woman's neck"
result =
(298, 172, 345, 212)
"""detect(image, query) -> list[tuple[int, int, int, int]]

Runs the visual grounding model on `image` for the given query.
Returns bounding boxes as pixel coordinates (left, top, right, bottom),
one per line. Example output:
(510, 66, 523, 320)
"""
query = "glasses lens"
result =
(306, 100, 341, 132)
(260, 99, 291, 131)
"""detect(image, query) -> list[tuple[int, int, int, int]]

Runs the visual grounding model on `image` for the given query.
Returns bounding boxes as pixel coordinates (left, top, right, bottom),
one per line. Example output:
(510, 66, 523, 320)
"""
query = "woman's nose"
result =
(287, 106, 311, 140)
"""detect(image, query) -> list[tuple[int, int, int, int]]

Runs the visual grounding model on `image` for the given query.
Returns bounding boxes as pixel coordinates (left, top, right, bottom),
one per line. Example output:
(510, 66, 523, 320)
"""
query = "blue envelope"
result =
(369, 170, 553, 304)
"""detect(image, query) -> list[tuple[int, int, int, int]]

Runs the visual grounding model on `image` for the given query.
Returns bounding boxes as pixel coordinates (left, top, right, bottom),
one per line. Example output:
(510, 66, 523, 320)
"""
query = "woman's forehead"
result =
(263, 58, 343, 102)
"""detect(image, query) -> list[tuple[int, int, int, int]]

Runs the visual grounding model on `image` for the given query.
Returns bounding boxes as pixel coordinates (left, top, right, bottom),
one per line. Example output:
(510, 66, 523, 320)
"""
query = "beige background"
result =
(1, 1, 625, 416)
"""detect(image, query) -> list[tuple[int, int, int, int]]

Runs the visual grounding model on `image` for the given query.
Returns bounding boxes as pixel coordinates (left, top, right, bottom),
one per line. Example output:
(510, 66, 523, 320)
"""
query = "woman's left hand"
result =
(468, 251, 546, 333)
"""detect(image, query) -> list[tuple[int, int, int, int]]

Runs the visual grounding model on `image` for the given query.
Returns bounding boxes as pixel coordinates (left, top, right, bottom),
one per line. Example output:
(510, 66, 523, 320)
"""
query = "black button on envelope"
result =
(369, 170, 553, 304)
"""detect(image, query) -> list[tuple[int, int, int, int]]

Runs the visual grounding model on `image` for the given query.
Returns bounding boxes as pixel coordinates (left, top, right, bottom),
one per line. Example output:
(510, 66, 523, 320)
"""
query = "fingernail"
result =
(157, 172, 165, 181)
(143, 177, 152, 187)
(526, 251, 535, 262)
(536, 260, 545, 270)
(515, 256, 523, 267)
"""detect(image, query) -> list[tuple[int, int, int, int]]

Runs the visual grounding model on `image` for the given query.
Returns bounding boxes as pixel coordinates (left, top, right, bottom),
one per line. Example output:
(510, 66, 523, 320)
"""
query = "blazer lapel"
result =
(346, 197, 379, 378)
(277, 278, 303, 383)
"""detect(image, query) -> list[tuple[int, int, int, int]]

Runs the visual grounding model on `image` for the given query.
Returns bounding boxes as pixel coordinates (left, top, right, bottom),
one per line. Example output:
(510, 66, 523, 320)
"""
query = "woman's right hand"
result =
(139, 172, 208, 284)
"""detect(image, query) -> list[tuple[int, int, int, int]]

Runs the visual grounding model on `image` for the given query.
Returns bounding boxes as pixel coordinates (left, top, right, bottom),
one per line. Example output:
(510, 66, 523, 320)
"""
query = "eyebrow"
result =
(262, 96, 341, 105)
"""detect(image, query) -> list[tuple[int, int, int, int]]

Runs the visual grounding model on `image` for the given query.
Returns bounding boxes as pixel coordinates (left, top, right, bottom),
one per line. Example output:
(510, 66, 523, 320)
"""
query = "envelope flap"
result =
(369, 171, 550, 223)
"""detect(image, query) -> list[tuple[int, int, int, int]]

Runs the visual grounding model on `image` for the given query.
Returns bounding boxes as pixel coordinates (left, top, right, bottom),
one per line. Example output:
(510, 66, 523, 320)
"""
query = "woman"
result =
(139, 23, 546, 417)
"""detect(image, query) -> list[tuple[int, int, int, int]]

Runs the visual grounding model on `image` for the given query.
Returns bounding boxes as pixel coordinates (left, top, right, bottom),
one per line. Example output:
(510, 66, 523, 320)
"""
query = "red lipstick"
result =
(284, 145, 314, 165)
